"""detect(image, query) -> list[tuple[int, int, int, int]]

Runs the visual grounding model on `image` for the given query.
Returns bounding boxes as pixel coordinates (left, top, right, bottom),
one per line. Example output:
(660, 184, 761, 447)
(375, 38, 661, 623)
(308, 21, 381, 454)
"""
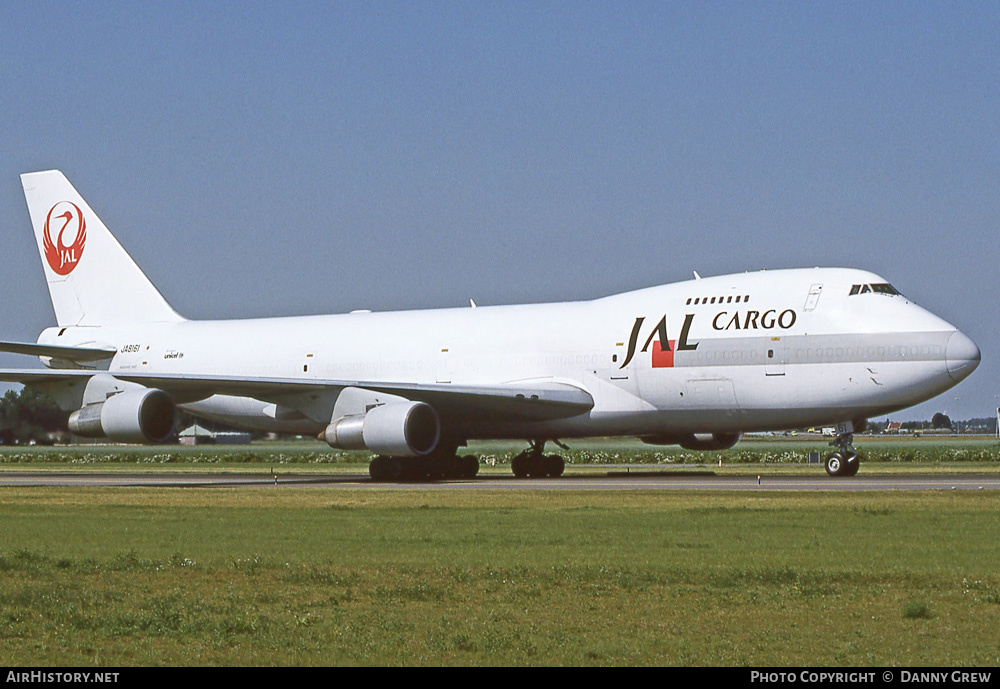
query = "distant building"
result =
(179, 424, 214, 445)
(884, 422, 903, 434)
(214, 431, 252, 445)
(179, 425, 251, 445)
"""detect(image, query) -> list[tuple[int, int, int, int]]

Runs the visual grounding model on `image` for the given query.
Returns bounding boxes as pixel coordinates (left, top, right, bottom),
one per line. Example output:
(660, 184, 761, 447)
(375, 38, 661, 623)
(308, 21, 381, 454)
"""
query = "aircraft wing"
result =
(0, 369, 594, 422)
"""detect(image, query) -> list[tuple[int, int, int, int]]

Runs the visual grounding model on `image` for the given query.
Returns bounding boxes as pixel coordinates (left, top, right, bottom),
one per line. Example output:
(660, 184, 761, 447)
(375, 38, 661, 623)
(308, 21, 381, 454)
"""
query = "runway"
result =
(0, 470, 997, 491)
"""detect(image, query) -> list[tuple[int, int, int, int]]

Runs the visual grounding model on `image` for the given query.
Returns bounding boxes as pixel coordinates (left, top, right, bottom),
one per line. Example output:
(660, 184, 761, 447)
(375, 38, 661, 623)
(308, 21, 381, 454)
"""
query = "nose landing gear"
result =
(825, 427, 861, 477)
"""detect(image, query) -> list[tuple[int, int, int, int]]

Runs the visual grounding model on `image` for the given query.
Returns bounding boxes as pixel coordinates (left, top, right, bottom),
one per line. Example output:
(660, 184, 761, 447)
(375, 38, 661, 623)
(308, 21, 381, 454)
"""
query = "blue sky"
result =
(1, 2, 997, 419)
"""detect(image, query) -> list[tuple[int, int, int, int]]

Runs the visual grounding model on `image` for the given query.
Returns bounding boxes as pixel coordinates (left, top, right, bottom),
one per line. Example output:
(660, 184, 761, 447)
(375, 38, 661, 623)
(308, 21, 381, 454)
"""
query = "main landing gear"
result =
(825, 431, 860, 477)
(369, 453, 480, 482)
(510, 440, 566, 478)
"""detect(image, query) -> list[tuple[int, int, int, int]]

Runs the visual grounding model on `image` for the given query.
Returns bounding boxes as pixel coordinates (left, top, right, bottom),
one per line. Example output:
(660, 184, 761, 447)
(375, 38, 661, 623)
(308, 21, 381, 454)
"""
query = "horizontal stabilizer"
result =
(0, 341, 116, 362)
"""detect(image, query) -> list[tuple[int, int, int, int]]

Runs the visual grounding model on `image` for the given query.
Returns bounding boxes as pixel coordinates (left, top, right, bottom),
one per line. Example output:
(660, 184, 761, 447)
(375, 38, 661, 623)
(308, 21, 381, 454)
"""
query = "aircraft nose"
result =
(946, 330, 980, 381)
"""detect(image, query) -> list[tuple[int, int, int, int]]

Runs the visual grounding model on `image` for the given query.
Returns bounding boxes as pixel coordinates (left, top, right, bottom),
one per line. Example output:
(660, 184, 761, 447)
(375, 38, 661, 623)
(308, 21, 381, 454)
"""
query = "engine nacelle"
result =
(323, 401, 440, 457)
(641, 432, 742, 451)
(68, 389, 176, 444)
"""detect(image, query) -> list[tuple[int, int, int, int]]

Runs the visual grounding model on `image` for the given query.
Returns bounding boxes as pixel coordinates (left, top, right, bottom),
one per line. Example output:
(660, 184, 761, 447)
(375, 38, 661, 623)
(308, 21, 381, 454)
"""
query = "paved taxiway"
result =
(0, 471, 997, 491)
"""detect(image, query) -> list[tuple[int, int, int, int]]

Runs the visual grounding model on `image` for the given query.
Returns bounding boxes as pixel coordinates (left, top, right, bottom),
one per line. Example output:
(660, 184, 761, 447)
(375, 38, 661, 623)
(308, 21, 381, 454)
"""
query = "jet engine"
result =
(641, 432, 743, 451)
(323, 401, 440, 457)
(68, 388, 176, 444)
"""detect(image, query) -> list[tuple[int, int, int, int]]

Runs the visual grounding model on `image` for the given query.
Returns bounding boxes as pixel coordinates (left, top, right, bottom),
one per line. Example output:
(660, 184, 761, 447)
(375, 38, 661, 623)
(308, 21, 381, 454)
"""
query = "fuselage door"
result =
(594, 340, 643, 412)
(804, 284, 823, 311)
(436, 346, 452, 384)
(765, 337, 787, 376)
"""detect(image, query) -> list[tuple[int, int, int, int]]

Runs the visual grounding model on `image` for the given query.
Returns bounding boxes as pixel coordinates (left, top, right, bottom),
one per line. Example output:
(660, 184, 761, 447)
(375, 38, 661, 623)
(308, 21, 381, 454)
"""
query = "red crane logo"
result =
(42, 202, 87, 275)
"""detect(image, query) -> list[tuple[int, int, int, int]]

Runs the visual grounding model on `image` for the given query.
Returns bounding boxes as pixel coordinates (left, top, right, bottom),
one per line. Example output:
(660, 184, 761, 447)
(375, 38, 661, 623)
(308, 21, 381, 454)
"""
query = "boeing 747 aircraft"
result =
(0, 171, 981, 479)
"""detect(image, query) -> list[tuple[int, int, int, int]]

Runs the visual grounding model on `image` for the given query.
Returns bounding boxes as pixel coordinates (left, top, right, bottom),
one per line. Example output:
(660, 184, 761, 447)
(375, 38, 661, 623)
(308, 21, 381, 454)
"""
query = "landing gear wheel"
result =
(544, 454, 565, 478)
(370, 456, 405, 482)
(511, 453, 530, 478)
(460, 455, 480, 479)
(401, 457, 431, 482)
(825, 427, 863, 478)
(511, 440, 569, 478)
(369, 456, 389, 482)
(825, 452, 845, 477)
(525, 456, 547, 478)
(444, 455, 464, 480)
(371, 454, 477, 483)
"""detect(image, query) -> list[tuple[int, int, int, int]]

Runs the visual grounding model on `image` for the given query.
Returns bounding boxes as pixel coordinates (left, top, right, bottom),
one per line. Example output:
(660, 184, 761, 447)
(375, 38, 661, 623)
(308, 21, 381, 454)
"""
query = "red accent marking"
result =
(651, 340, 675, 368)
(42, 202, 87, 275)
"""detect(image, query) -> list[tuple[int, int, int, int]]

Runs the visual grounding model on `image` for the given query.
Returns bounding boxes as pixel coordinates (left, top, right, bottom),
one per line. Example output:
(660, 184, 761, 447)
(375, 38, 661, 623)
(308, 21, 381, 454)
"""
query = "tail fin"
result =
(20, 170, 184, 327)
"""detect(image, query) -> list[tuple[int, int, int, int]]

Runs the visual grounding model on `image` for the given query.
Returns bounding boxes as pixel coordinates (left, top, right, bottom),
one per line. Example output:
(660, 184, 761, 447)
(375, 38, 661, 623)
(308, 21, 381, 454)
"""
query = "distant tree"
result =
(0, 387, 70, 444)
(931, 412, 953, 430)
(963, 417, 998, 434)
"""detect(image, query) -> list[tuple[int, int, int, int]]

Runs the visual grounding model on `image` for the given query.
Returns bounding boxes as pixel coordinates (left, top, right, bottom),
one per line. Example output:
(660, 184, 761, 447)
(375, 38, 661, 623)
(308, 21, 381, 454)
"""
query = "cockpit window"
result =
(849, 283, 902, 297)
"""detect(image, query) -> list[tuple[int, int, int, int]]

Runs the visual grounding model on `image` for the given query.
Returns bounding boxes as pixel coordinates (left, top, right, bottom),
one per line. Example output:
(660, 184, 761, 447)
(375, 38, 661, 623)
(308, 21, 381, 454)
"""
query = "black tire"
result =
(460, 455, 480, 479)
(371, 456, 405, 482)
(369, 456, 389, 482)
(402, 457, 432, 482)
(844, 458, 860, 477)
(825, 452, 845, 477)
(545, 454, 565, 478)
(426, 457, 449, 481)
(511, 453, 530, 478)
(525, 455, 547, 478)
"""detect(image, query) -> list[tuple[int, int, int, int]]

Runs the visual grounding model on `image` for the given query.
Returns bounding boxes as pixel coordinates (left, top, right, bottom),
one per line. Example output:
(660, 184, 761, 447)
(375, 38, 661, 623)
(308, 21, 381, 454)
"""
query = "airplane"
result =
(0, 170, 981, 480)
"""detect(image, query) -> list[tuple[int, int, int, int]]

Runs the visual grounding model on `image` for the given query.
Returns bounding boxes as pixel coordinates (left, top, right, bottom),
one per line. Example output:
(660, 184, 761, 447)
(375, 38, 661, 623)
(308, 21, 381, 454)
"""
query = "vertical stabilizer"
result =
(20, 171, 184, 327)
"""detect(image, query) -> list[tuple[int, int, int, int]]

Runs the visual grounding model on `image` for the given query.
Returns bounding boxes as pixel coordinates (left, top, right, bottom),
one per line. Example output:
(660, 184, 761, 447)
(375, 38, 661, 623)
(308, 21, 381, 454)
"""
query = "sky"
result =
(0, 2, 997, 420)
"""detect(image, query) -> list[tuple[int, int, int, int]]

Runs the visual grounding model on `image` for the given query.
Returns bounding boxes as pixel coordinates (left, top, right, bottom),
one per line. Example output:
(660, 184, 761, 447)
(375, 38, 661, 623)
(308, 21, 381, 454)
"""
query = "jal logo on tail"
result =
(42, 202, 87, 275)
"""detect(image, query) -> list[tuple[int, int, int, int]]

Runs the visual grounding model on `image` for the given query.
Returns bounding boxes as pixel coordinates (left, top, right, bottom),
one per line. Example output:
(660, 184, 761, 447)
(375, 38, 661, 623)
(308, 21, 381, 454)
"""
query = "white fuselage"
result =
(39, 267, 979, 443)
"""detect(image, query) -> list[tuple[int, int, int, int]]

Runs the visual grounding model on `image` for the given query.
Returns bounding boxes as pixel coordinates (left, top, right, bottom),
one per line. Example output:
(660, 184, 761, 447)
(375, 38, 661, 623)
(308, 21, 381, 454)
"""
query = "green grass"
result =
(0, 488, 999, 665)
(902, 600, 933, 620)
(1, 435, 999, 472)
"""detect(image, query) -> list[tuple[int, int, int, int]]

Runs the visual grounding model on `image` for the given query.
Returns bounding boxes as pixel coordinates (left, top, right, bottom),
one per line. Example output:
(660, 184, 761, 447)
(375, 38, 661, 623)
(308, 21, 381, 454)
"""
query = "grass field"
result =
(2, 435, 999, 472)
(1, 437, 998, 666)
(1, 478, 999, 665)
